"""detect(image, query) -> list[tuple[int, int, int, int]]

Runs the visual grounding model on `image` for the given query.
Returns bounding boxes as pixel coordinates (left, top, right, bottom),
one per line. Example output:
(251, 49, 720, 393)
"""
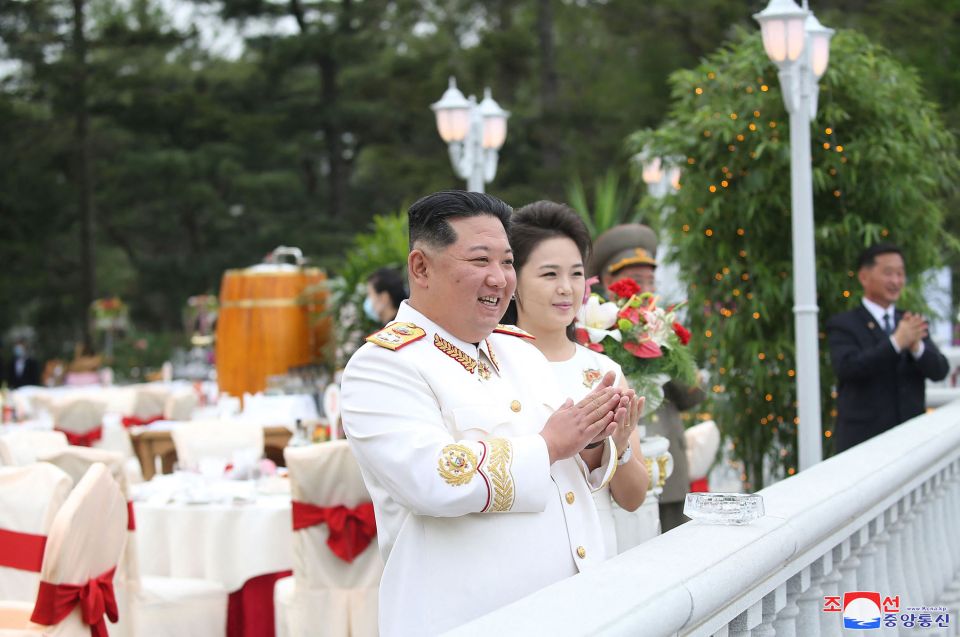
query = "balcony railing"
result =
(456, 399, 960, 636)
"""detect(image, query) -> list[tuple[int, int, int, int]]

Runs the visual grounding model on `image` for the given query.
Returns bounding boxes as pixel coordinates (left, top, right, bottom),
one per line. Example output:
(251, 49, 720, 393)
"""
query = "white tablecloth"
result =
(132, 474, 294, 592)
(239, 394, 319, 430)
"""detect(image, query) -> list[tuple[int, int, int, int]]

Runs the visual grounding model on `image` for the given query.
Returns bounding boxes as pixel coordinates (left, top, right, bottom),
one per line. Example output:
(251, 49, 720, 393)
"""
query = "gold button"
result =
(565, 492, 575, 505)
(577, 546, 586, 559)
(510, 400, 521, 412)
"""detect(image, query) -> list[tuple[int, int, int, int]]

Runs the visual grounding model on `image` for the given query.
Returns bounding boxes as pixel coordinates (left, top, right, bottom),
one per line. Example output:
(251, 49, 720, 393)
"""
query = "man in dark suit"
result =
(5, 340, 41, 388)
(826, 243, 950, 452)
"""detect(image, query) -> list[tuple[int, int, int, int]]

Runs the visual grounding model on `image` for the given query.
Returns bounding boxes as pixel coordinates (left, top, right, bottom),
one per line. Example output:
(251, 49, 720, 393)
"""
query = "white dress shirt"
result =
(861, 298, 924, 358)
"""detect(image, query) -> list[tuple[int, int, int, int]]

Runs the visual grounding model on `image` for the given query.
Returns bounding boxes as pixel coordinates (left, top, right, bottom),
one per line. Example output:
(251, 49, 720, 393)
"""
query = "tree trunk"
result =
(536, 0, 561, 190)
(320, 53, 346, 218)
(72, 0, 96, 348)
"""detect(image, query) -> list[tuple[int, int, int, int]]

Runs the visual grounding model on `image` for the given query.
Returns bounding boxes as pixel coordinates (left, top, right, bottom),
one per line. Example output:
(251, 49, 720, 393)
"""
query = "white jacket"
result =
(341, 301, 615, 636)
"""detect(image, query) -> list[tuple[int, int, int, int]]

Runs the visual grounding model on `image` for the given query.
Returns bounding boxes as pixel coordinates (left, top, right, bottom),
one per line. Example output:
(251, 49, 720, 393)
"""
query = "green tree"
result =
(628, 28, 959, 488)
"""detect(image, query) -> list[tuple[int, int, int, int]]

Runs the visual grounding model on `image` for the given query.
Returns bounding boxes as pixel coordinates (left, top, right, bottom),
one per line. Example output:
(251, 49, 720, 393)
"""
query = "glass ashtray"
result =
(684, 492, 764, 525)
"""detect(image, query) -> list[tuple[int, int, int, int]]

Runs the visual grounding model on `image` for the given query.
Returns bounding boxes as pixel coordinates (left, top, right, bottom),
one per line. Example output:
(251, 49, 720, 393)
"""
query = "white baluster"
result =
(869, 513, 899, 637)
(821, 545, 844, 637)
(728, 600, 762, 637)
(852, 525, 876, 594)
(798, 557, 827, 637)
(773, 568, 809, 637)
(895, 496, 924, 609)
(839, 536, 861, 596)
(904, 488, 936, 605)
(752, 584, 786, 637)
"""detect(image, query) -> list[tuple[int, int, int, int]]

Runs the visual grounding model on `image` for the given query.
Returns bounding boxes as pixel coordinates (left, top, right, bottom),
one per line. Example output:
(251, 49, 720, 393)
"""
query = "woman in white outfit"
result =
(503, 200, 650, 558)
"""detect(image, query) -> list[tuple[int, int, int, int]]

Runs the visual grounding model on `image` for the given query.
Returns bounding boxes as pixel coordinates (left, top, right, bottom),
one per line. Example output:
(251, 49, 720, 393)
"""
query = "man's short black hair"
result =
(857, 243, 904, 270)
(408, 190, 513, 250)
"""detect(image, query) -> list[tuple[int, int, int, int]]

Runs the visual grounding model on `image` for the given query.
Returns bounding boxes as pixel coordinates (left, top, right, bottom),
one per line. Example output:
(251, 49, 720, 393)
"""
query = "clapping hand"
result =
(540, 371, 624, 464)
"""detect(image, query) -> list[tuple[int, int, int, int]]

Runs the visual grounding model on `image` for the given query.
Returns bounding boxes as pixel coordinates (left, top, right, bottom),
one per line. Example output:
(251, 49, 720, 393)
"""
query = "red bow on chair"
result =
(121, 414, 163, 428)
(291, 501, 377, 563)
(31, 567, 119, 637)
(55, 427, 103, 447)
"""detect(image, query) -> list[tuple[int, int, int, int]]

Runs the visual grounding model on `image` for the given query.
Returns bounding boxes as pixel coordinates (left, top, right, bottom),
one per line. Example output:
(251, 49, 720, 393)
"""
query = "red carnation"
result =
(608, 278, 642, 299)
(672, 322, 691, 345)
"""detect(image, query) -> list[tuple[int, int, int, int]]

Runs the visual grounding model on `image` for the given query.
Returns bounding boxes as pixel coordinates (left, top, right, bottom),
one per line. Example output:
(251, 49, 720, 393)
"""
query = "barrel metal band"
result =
(221, 299, 313, 309)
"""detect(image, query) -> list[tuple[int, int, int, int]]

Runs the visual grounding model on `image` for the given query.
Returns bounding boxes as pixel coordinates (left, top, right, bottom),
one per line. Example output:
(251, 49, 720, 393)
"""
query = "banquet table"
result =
(129, 424, 293, 480)
(132, 474, 294, 637)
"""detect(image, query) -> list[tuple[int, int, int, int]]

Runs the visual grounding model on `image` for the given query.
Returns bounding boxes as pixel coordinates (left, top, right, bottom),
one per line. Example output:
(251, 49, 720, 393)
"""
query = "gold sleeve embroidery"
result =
(482, 438, 515, 512)
(438, 444, 479, 486)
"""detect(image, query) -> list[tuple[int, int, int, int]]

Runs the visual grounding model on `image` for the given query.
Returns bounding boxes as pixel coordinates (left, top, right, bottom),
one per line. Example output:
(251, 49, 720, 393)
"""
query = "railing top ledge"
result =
(453, 399, 960, 636)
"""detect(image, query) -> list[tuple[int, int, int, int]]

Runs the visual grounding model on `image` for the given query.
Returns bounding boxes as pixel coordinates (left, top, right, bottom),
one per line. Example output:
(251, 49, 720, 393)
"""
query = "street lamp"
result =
(754, 0, 834, 471)
(431, 77, 510, 193)
(638, 151, 686, 305)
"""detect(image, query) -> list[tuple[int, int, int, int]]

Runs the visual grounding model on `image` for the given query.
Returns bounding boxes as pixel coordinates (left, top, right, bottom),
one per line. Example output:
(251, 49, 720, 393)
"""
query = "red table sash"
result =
(126, 501, 136, 531)
(121, 414, 163, 428)
(55, 426, 103, 447)
(31, 566, 118, 637)
(291, 501, 376, 563)
(0, 528, 46, 572)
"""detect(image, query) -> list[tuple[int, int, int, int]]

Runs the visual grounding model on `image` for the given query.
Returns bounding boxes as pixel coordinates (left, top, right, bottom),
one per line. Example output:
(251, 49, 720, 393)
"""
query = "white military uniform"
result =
(341, 301, 616, 636)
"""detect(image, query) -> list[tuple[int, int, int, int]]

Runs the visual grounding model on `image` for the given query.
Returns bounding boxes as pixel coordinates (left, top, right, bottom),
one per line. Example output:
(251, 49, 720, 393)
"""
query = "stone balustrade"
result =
(454, 399, 960, 636)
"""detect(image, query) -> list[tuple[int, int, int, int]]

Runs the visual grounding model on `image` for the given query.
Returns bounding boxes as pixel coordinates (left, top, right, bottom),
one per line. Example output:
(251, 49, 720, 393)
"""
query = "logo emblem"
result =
(843, 592, 882, 629)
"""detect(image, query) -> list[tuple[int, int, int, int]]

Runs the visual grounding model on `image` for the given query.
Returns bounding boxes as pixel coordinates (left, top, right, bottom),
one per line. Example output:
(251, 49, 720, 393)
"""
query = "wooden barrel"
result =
(216, 260, 331, 397)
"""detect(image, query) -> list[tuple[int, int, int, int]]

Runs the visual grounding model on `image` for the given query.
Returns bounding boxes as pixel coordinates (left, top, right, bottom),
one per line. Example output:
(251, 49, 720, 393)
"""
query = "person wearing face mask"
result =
(363, 267, 406, 324)
(5, 340, 41, 388)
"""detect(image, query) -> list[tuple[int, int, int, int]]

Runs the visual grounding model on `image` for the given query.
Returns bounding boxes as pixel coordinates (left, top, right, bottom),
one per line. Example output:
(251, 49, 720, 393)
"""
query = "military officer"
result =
(341, 190, 634, 636)
(589, 223, 705, 533)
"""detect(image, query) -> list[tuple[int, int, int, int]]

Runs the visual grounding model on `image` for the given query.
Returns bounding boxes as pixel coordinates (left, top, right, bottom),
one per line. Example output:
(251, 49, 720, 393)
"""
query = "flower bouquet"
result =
(575, 278, 697, 412)
(91, 297, 129, 331)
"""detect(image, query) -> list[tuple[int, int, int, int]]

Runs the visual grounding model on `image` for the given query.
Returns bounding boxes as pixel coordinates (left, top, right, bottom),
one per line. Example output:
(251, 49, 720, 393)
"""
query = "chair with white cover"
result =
(0, 463, 126, 636)
(0, 464, 73, 604)
(51, 399, 107, 447)
(0, 431, 68, 467)
(123, 387, 170, 427)
(274, 441, 382, 637)
(684, 419, 721, 488)
(172, 420, 264, 471)
(38, 447, 228, 637)
(162, 390, 197, 422)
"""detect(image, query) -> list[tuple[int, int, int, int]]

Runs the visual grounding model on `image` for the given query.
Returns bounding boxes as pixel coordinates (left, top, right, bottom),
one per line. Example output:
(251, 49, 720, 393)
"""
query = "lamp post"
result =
(639, 152, 687, 308)
(431, 77, 510, 193)
(754, 0, 834, 471)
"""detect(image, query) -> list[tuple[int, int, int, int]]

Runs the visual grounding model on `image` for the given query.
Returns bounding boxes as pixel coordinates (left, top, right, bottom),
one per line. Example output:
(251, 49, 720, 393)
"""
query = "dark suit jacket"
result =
(5, 357, 41, 388)
(826, 306, 950, 452)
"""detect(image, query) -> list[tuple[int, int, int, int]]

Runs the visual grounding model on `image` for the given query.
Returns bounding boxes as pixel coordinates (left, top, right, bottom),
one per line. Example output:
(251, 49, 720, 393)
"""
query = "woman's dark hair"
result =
(367, 267, 407, 312)
(502, 200, 592, 341)
(408, 190, 513, 250)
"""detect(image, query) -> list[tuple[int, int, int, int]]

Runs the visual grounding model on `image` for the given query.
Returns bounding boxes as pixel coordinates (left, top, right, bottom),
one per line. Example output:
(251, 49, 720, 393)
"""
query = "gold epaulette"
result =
(365, 322, 426, 351)
(492, 324, 536, 340)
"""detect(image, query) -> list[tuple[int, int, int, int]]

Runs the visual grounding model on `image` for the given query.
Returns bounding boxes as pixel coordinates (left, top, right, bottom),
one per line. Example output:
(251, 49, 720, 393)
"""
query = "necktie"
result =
(883, 313, 894, 335)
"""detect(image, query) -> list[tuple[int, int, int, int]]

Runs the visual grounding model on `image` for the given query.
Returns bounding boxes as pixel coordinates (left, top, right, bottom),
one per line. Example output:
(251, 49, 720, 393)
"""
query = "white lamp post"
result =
(431, 77, 510, 193)
(639, 151, 686, 307)
(754, 0, 834, 471)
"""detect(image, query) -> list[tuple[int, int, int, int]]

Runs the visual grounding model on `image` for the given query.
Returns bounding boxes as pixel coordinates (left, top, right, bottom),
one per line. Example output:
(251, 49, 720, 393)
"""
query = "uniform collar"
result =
(393, 301, 501, 377)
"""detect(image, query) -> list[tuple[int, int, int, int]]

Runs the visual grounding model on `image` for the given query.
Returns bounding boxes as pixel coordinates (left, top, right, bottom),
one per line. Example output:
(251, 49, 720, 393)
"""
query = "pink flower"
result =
(624, 339, 662, 359)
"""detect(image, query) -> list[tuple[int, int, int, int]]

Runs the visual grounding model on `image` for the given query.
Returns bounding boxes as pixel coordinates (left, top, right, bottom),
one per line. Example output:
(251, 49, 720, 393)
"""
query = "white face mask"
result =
(363, 296, 380, 322)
